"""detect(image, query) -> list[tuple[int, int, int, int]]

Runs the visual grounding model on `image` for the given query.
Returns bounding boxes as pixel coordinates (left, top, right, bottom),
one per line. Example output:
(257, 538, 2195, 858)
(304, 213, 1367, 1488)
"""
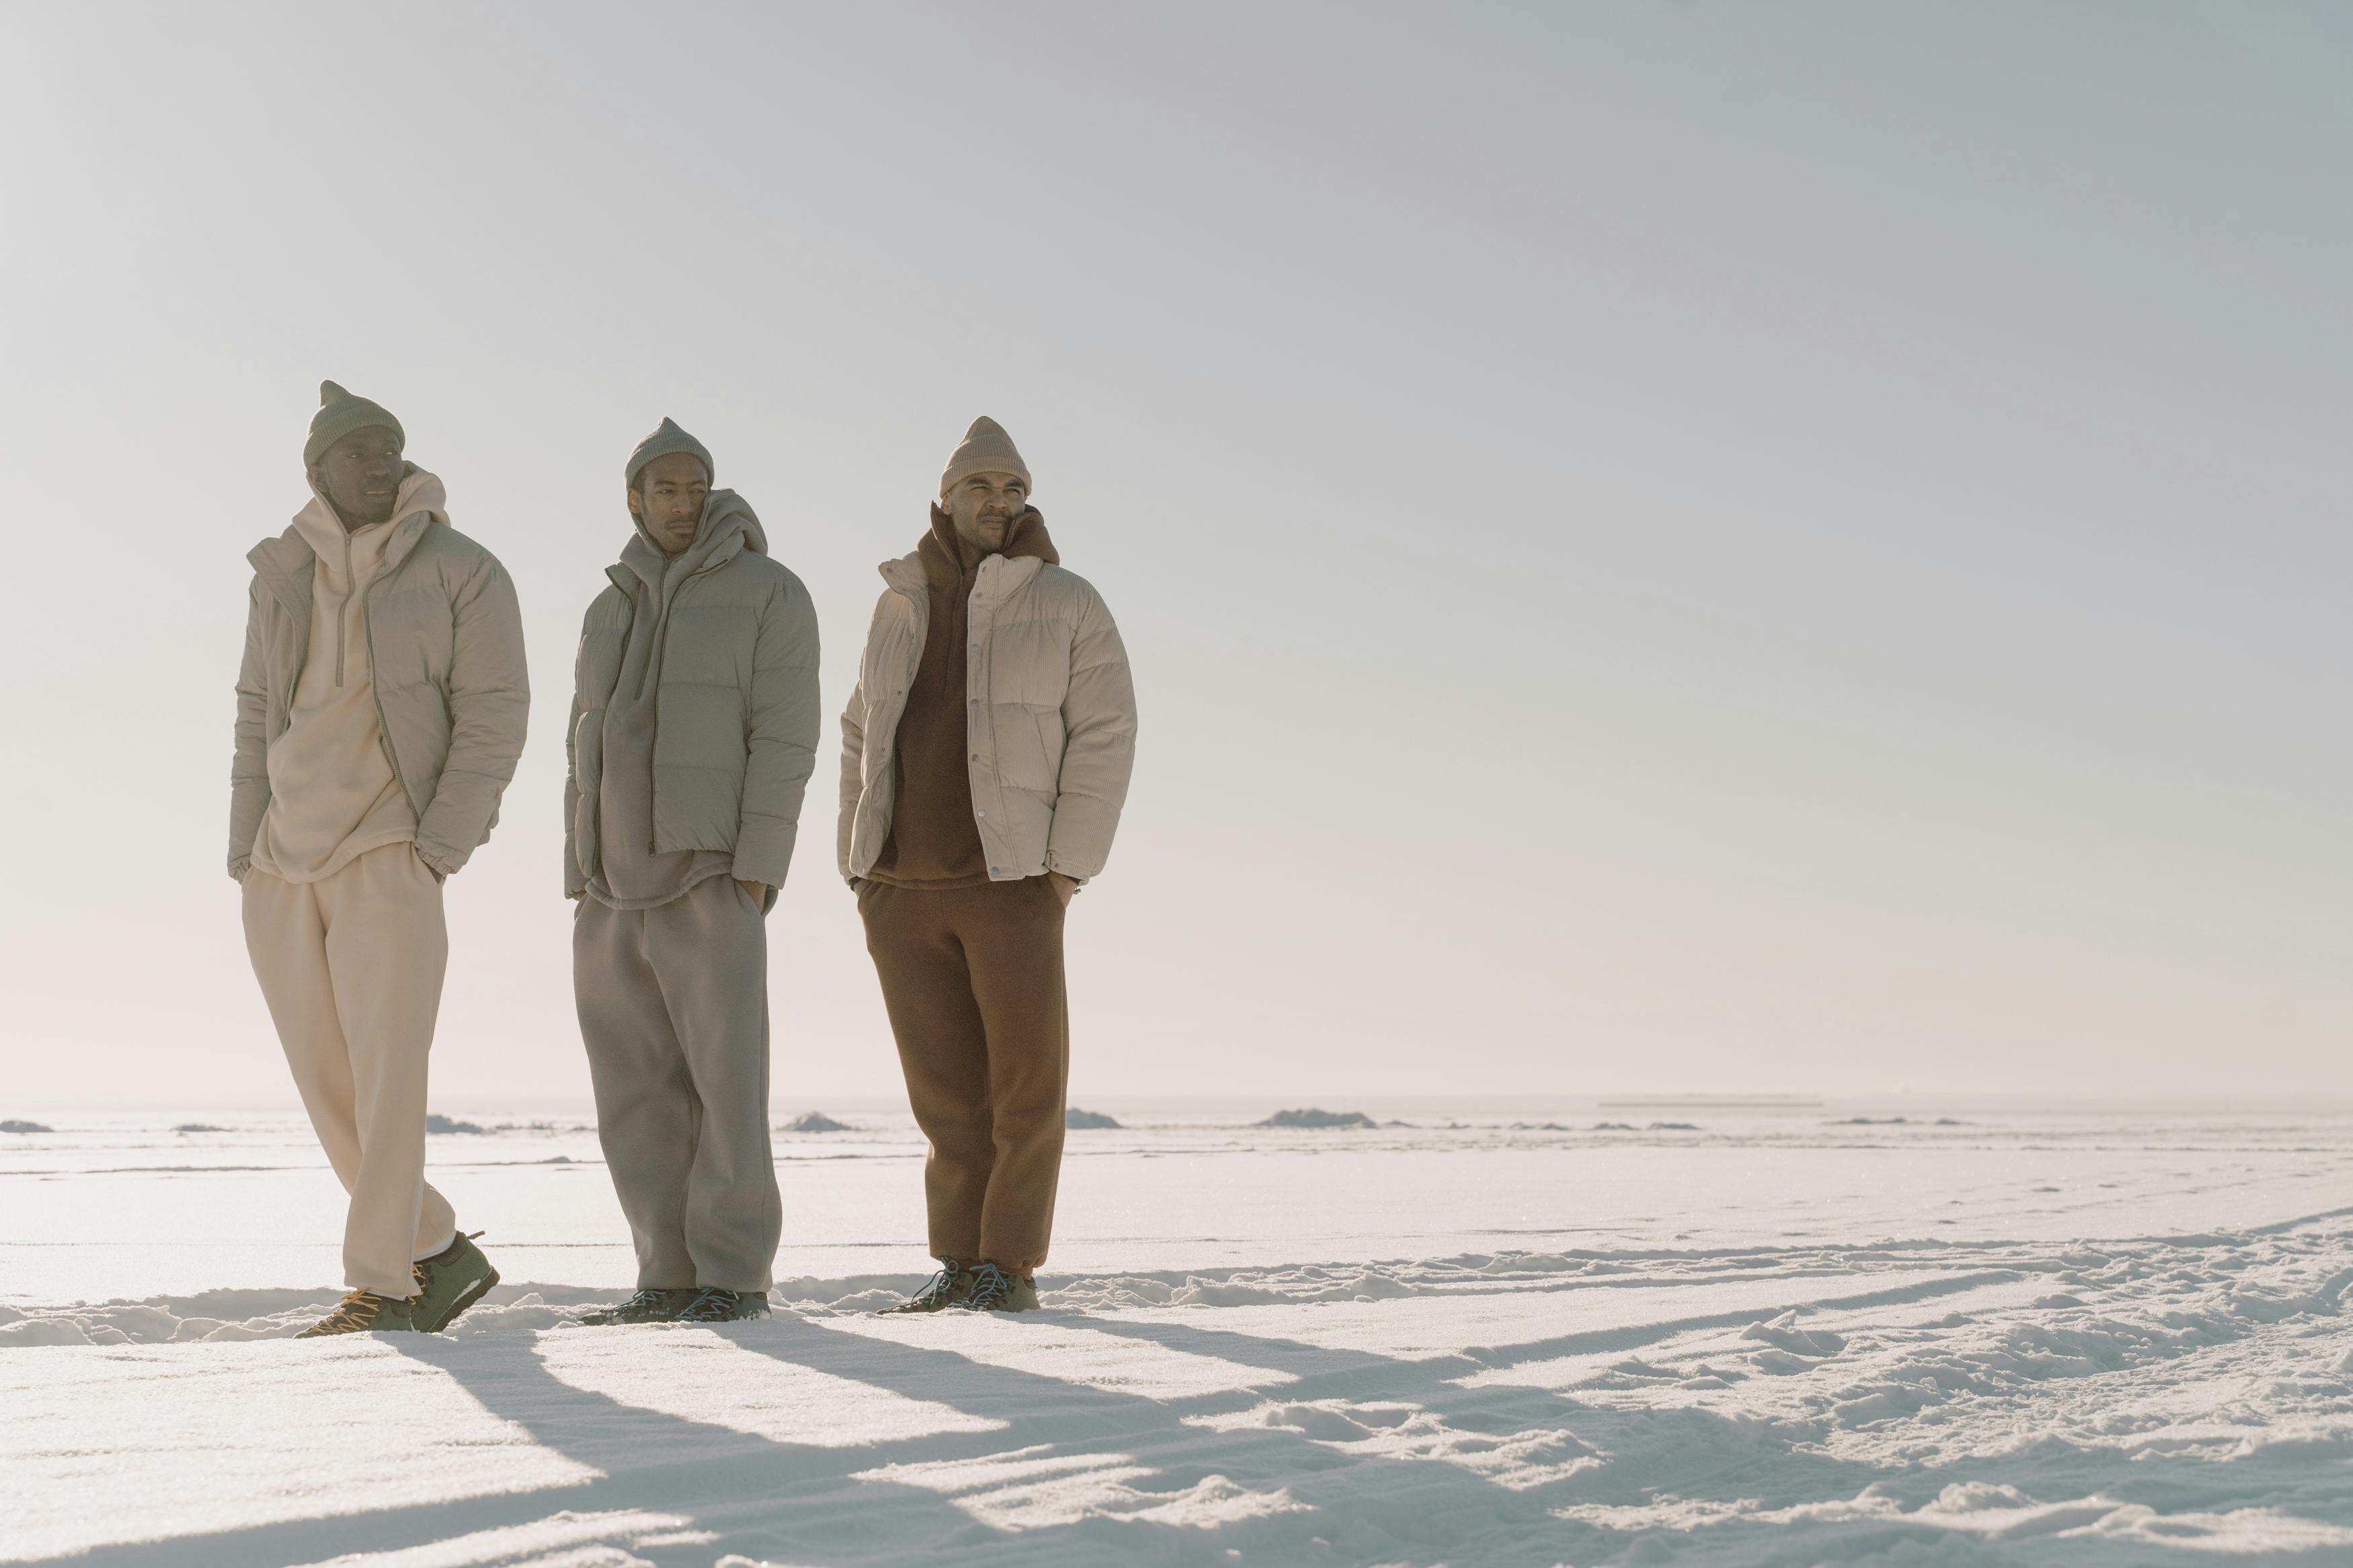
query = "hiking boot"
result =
(580, 1288, 696, 1326)
(410, 1231, 500, 1333)
(296, 1288, 422, 1337)
(877, 1260, 972, 1315)
(960, 1262, 1040, 1313)
(674, 1287, 770, 1323)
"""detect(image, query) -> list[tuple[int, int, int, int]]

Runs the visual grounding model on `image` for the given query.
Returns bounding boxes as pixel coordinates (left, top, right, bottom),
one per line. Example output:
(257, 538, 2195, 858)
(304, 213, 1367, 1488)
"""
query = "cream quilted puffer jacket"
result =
(838, 550, 1135, 884)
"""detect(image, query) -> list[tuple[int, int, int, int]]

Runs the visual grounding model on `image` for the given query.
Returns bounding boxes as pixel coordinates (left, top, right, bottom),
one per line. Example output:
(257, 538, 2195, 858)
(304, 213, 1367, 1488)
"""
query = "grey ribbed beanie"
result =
(305, 380, 404, 466)
(939, 416, 1030, 497)
(626, 417, 714, 489)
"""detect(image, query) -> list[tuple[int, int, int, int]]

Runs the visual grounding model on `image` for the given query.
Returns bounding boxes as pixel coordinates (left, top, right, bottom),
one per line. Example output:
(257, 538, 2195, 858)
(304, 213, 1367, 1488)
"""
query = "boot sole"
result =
(422, 1266, 500, 1333)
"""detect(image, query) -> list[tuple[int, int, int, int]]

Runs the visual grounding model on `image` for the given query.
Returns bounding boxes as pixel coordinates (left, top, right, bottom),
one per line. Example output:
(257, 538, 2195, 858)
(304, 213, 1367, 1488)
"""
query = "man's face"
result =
(628, 451, 711, 554)
(307, 426, 404, 528)
(945, 470, 1028, 554)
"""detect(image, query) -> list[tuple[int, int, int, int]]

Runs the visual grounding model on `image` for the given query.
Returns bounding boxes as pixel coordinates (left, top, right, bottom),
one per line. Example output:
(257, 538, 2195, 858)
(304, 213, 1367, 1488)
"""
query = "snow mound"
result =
(424, 1114, 485, 1134)
(0, 1119, 54, 1133)
(1065, 1107, 1121, 1129)
(1257, 1107, 1375, 1129)
(779, 1111, 851, 1133)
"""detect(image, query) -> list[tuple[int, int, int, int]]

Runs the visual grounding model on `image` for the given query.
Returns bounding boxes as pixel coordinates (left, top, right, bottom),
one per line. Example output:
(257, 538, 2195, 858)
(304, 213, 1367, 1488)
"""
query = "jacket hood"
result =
(621, 487, 766, 591)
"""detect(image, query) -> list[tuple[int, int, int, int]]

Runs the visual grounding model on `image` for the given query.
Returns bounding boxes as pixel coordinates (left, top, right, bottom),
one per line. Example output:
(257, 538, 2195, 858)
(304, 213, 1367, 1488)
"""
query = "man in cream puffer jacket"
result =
(230, 381, 528, 1337)
(842, 417, 1137, 1314)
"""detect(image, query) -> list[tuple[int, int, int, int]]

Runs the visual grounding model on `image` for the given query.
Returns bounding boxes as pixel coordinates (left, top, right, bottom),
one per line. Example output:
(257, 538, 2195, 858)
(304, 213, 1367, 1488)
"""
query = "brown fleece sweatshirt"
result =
(865, 505, 1059, 890)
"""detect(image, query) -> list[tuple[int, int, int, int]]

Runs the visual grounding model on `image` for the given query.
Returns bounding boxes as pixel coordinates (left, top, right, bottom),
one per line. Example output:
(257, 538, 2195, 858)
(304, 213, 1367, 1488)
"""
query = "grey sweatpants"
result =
(574, 873, 780, 1292)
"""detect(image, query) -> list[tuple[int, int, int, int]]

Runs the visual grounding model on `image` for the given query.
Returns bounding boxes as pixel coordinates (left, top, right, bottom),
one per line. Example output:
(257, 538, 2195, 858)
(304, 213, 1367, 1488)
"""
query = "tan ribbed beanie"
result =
(939, 416, 1031, 497)
(305, 380, 404, 466)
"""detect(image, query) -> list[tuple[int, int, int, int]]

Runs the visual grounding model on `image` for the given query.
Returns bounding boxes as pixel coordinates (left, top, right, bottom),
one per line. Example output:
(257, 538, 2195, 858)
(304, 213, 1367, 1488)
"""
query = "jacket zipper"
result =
(361, 522, 419, 813)
(863, 575, 927, 858)
(337, 532, 354, 686)
(969, 560, 992, 869)
(643, 551, 735, 852)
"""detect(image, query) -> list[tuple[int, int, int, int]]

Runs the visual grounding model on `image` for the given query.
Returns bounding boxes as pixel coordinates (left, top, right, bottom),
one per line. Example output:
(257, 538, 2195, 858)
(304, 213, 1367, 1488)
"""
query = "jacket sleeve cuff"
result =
(731, 819, 798, 889)
(413, 843, 459, 879)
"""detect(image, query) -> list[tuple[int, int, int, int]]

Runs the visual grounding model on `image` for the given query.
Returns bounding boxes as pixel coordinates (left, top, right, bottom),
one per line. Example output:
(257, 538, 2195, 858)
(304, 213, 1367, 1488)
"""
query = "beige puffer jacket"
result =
(839, 549, 1136, 885)
(230, 468, 530, 880)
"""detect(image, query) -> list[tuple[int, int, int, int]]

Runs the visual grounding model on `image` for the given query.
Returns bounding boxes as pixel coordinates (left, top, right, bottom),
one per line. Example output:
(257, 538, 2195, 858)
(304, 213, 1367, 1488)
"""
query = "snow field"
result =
(6, 1107, 2353, 1564)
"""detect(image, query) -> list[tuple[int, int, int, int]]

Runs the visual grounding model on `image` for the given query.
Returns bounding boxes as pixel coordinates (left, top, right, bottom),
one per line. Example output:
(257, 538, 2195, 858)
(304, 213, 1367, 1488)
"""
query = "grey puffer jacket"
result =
(563, 490, 822, 897)
(229, 468, 530, 880)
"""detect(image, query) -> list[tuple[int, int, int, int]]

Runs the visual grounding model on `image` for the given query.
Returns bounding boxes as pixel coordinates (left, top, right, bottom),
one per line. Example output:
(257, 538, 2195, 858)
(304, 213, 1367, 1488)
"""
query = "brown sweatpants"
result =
(859, 876, 1068, 1272)
(241, 841, 456, 1298)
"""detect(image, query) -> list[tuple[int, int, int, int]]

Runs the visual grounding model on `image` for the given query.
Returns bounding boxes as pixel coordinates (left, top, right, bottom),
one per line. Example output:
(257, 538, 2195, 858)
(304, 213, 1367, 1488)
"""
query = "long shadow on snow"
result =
(32, 1259, 2353, 1567)
(26, 1309, 1700, 1568)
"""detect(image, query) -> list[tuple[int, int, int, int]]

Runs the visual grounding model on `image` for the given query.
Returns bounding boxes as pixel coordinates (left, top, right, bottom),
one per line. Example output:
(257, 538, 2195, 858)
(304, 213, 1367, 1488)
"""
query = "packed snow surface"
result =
(7, 1103, 2353, 1565)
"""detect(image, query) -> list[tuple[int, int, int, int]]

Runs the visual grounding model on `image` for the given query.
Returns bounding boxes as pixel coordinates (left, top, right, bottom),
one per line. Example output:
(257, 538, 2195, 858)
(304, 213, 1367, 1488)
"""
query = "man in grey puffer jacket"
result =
(566, 419, 822, 1325)
(231, 381, 528, 1337)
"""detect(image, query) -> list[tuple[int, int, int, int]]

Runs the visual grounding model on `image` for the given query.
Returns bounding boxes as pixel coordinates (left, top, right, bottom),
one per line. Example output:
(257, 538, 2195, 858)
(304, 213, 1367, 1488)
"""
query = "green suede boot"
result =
(961, 1263, 1040, 1313)
(674, 1287, 770, 1323)
(410, 1231, 500, 1333)
(877, 1260, 973, 1315)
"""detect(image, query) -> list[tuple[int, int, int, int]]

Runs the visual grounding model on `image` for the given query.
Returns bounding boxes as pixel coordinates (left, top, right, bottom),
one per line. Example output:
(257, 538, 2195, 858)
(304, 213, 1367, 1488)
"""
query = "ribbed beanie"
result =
(304, 380, 404, 466)
(939, 416, 1030, 497)
(626, 417, 714, 489)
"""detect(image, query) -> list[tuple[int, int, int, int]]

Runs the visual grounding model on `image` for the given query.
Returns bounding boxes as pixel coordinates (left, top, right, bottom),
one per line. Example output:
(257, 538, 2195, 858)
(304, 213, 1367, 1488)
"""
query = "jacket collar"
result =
(247, 528, 314, 616)
(249, 464, 445, 612)
(878, 550, 1047, 600)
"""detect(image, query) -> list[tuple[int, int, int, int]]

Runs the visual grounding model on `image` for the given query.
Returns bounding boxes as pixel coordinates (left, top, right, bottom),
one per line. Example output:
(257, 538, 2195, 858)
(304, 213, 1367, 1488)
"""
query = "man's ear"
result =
(625, 485, 643, 519)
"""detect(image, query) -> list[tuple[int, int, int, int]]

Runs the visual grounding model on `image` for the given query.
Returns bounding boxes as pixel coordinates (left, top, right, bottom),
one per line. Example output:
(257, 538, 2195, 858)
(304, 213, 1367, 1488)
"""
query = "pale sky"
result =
(2, 3, 2345, 1108)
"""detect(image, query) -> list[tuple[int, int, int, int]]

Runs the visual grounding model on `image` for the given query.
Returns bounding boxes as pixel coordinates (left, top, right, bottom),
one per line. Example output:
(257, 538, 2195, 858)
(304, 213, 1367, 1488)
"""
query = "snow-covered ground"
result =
(7, 1103, 2353, 1565)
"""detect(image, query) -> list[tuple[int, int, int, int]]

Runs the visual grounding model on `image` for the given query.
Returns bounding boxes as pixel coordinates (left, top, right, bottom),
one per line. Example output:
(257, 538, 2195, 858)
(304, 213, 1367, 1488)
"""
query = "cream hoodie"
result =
(246, 472, 440, 884)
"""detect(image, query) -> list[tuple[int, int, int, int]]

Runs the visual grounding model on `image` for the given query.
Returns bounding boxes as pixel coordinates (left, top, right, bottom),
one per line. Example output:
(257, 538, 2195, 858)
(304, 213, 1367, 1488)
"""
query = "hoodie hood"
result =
(292, 464, 445, 586)
(919, 503, 1057, 593)
(621, 487, 766, 593)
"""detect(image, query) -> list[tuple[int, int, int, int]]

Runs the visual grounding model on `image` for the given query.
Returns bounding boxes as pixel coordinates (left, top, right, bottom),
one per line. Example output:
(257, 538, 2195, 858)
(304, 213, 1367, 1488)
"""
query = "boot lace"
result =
(908, 1260, 966, 1309)
(963, 1262, 1017, 1311)
(310, 1289, 393, 1333)
(675, 1286, 751, 1323)
(587, 1288, 675, 1322)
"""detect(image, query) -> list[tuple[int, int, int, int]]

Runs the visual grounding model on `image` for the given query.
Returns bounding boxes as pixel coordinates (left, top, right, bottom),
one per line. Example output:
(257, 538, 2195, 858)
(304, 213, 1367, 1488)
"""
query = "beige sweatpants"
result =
(242, 841, 456, 1297)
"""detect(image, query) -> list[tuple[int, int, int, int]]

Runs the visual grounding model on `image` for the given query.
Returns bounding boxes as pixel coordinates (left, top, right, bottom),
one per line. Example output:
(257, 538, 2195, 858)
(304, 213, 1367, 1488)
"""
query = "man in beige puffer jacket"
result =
(229, 382, 528, 1337)
(842, 417, 1137, 1314)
